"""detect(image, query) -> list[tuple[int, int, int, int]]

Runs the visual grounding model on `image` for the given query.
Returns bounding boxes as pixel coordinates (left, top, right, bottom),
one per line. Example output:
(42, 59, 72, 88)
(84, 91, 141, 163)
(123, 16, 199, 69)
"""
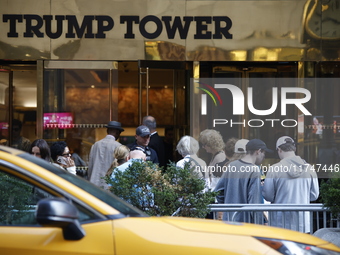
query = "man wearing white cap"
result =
(215, 138, 271, 222)
(233, 139, 249, 154)
(262, 136, 319, 233)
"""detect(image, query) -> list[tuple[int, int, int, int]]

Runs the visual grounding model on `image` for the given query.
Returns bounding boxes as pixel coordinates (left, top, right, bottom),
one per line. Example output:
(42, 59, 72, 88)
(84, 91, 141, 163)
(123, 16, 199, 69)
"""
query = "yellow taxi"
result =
(0, 145, 339, 255)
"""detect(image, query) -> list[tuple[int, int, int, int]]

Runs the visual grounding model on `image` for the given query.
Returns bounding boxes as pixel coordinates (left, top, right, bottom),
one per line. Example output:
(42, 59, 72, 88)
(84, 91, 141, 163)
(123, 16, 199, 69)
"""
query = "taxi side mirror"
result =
(36, 198, 86, 240)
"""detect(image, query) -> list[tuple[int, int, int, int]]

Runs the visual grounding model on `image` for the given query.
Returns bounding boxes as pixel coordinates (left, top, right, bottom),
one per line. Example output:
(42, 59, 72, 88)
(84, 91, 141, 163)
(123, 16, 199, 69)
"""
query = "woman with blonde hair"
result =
(199, 129, 226, 191)
(106, 145, 130, 177)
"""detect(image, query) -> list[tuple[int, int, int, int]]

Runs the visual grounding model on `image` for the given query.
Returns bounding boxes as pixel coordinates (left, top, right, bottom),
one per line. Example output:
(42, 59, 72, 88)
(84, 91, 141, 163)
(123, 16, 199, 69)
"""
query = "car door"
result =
(0, 165, 115, 255)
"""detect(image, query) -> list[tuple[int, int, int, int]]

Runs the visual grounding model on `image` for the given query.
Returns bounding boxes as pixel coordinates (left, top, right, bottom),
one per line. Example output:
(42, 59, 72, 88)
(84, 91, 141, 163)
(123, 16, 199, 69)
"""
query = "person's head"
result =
(135, 125, 151, 147)
(276, 136, 296, 159)
(224, 137, 238, 159)
(234, 139, 249, 154)
(30, 139, 51, 162)
(142, 116, 156, 132)
(129, 149, 147, 161)
(176, 136, 199, 157)
(199, 129, 225, 154)
(246, 139, 272, 165)
(164, 126, 174, 143)
(114, 145, 130, 165)
(50, 141, 71, 162)
(105, 121, 124, 140)
(131, 146, 151, 161)
(12, 119, 23, 139)
(223, 139, 248, 166)
(106, 145, 130, 177)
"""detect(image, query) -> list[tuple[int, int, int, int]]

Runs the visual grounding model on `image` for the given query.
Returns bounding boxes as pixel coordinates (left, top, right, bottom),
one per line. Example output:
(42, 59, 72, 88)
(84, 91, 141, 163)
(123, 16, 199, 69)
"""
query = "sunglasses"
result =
(62, 152, 71, 157)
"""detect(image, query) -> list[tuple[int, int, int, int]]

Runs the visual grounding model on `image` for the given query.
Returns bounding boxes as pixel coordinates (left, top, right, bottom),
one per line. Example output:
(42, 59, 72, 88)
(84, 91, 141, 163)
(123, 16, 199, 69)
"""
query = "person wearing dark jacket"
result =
(127, 125, 159, 164)
(143, 116, 165, 168)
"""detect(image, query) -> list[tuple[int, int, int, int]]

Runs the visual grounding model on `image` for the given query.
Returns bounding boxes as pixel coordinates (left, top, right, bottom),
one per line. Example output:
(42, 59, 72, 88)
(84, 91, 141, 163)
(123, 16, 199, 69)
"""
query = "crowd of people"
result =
(3, 117, 320, 233)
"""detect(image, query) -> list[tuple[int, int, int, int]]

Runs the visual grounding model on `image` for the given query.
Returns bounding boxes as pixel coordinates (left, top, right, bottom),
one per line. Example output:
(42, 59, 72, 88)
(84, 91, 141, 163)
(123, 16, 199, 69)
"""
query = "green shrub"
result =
(105, 161, 216, 217)
(320, 174, 340, 219)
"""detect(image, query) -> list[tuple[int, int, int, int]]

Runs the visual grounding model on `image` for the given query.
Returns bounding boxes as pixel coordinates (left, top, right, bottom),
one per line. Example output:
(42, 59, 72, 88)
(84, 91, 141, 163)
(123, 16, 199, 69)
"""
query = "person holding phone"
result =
(50, 141, 76, 175)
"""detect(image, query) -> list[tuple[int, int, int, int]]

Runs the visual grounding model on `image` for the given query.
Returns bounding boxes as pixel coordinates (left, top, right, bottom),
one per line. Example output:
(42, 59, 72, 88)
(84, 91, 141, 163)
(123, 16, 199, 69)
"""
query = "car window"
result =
(18, 153, 146, 217)
(0, 170, 98, 226)
(0, 171, 52, 226)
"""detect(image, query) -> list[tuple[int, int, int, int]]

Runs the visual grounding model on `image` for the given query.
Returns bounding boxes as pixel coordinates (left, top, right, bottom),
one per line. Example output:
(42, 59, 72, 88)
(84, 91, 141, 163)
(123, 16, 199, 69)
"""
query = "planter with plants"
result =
(105, 161, 217, 218)
(320, 175, 340, 220)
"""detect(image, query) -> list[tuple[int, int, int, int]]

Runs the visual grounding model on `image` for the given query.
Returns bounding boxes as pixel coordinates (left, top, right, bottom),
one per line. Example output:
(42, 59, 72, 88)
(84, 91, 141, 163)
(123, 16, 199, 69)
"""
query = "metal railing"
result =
(209, 203, 340, 234)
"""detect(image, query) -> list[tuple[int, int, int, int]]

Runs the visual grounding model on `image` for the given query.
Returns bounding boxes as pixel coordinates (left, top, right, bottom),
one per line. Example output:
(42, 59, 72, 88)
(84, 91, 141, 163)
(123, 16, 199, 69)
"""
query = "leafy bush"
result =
(320, 175, 340, 219)
(105, 161, 216, 217)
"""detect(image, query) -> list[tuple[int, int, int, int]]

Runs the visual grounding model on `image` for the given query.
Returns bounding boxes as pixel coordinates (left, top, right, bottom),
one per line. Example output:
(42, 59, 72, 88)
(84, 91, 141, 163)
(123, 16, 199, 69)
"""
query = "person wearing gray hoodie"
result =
(262, 136, 319, 233)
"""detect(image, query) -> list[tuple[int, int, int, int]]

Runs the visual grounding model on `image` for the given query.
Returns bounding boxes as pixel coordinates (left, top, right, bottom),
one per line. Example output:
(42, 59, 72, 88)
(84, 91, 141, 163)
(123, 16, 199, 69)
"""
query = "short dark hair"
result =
(279, 141, 296, 152)
(107, 128, 121, 135)
(246, 149, 258, 155)
(12, 119, 22, 129)
(50, 141, 67, 161)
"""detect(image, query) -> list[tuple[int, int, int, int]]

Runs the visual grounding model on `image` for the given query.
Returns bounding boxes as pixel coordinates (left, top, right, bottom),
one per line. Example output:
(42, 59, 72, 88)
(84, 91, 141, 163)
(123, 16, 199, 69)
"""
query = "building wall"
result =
(1, 0, 339, 61)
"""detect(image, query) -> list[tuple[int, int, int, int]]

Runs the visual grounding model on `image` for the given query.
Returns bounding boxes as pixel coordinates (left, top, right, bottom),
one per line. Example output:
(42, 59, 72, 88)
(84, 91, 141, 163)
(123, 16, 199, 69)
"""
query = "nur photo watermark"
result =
(189, 77, 340, 180)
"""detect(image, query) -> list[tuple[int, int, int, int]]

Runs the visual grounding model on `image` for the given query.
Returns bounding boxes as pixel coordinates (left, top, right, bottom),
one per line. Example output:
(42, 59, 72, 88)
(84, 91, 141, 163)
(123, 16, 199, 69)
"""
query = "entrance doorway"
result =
(138, 60, 189, 150)
(41, 60, 189, 165)
(0, 63, 37, 150)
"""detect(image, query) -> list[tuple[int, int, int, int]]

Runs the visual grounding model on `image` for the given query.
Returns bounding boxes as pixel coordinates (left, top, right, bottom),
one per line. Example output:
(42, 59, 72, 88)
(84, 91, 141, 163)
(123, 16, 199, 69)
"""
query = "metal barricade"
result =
(209, 204, 340, 234)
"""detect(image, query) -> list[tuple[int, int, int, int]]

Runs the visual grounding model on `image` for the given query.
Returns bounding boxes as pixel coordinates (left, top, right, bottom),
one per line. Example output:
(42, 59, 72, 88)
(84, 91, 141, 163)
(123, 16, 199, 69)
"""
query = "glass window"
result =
(196, 62, 298, 164)
(0, 69, 37, 150)
(0, 171, 53, 226)
(302, 63, 340, 178)
(0, 169, 102, 225)
(42, 60, 188, 168)
(43, 68, 116, 165)
(18, 153, 146, 217)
